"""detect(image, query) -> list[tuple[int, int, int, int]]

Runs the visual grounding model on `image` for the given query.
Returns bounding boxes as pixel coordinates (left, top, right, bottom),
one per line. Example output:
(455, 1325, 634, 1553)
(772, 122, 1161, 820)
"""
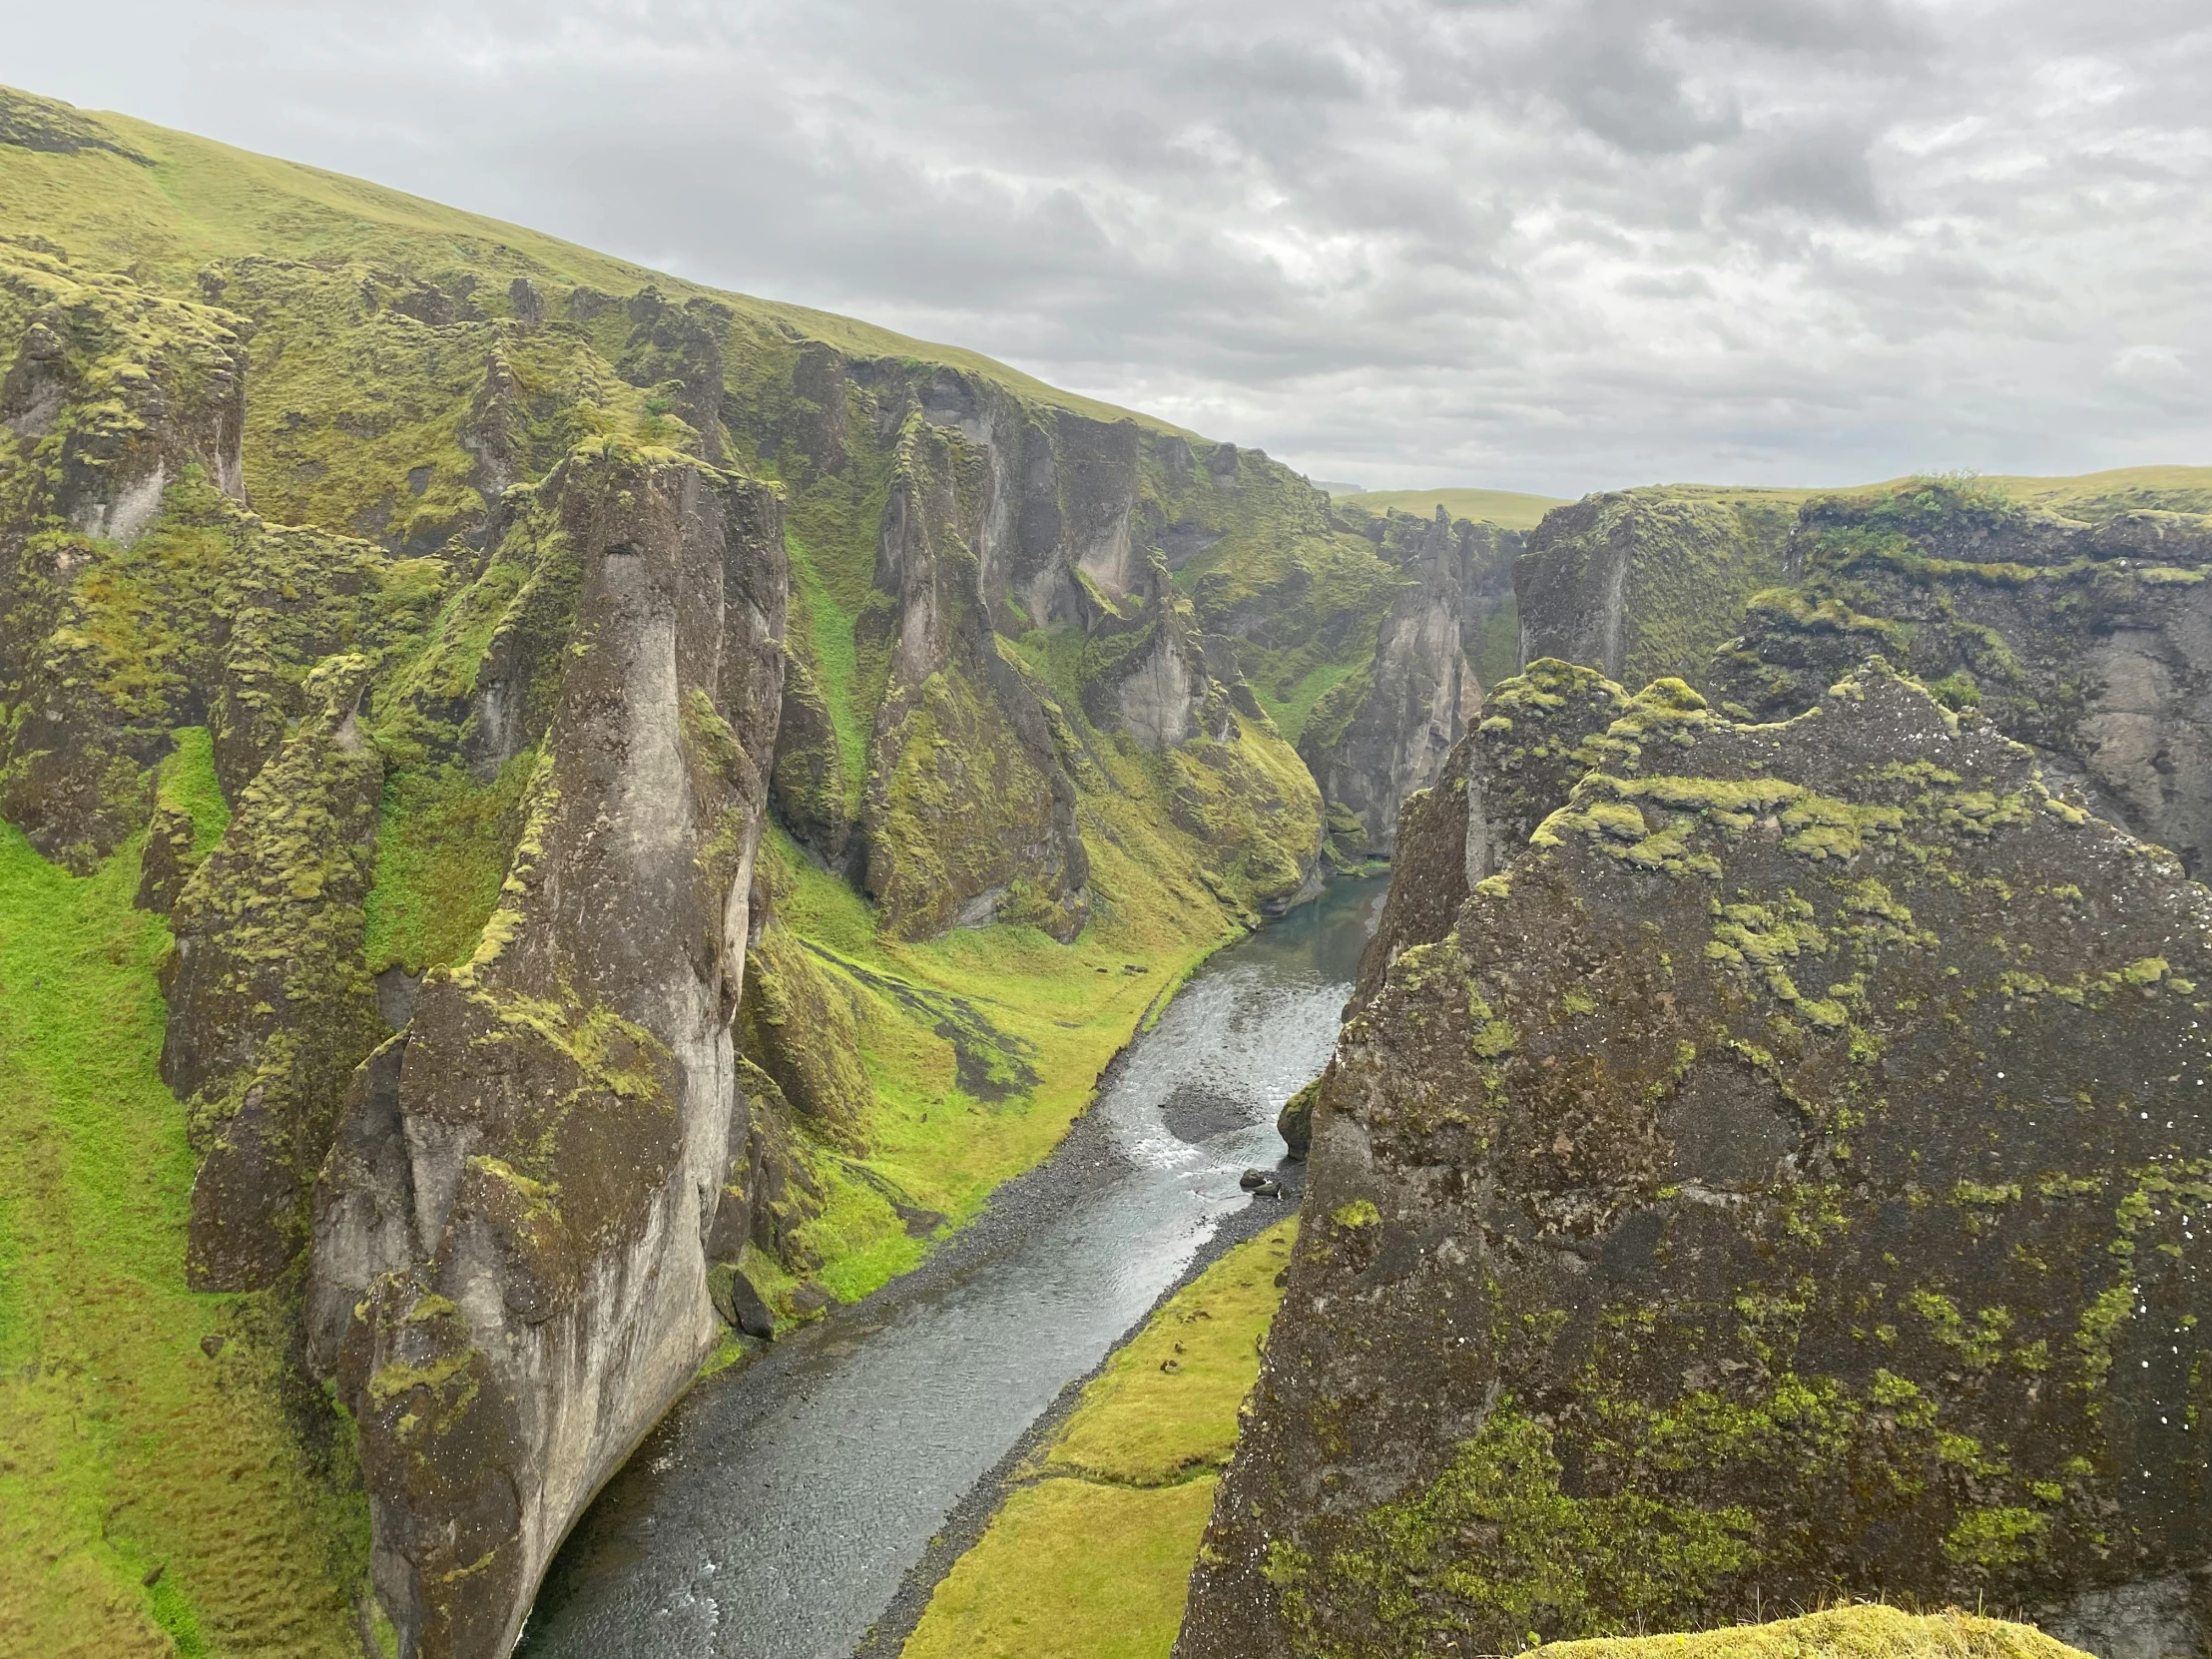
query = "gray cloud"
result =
(8, 0, 2208, 494)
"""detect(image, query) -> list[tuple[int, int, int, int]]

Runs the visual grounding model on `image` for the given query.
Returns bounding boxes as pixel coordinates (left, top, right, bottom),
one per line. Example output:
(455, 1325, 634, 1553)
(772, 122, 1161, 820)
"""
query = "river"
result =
(521, 874, 1387, 1659)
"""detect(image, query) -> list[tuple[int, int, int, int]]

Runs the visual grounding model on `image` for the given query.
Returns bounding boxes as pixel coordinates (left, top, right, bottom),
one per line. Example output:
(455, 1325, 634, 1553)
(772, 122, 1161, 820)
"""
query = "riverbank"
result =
(522, 876, 1384, 1659)
(896, 1219, 1301, 1659)
(854, 1170, 1307, 1656)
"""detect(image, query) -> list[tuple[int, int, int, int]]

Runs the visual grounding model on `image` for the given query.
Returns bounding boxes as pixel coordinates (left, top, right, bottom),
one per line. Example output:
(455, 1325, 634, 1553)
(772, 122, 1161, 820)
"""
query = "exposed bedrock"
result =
(0, 247, 429, 872)
(163, 654, 388, 1289)
(744, 351, 1340, 920)
(306, 446, 789, 1659)
(858, 412, 1092, 939)
(1514, 489, 1797, 694)
(1709, 484, 2212, 876)
(1189, 663, 2212, 1658)
(1301, 508, 1519, 861)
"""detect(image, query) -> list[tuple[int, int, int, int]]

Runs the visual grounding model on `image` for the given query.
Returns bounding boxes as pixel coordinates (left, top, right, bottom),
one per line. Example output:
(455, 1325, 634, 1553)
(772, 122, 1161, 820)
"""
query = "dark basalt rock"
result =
(308, 445, 790, 1659)
(163, 655, 387, 1291)
(858, 413, 1093, 940)
(1353, 657, 1628, 1006)
(1185, 663, 2212, 1658)
(1301, 507, 1519, 861)
(1709, 482, 2212, 877)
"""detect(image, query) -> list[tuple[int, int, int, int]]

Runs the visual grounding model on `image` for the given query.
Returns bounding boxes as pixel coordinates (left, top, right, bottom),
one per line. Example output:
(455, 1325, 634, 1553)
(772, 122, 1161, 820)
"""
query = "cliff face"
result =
(1187, 664, 2212, 1657)
(1514, 480, 2212, 880)
(0, 84, 1486, 1658)
(308, 447, 787, 1659)
(740, 349, 1347, 927)
(1299, 508, 1520, 862)
(1710, 482, 2212, 875)
(1514, 488, 1798, 695)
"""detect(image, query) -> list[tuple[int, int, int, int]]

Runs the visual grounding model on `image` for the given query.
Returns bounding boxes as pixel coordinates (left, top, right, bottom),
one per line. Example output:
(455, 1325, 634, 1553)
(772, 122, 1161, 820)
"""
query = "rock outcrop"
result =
(1514, 488, 1797, 695)
(1188, 663, 2212, 1656)
(859, 413, 1091, 938)
(1352, 658, 1628, 1005)
(307, 445, 788, 1659)
(1300, 508, 1520, 862)
(163, 655, 388, 1290)
(1710, 481, 2212, 876)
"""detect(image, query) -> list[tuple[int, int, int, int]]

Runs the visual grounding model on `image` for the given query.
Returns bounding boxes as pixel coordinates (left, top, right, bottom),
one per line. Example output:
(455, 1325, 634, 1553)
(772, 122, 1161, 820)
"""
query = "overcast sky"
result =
(11, 1, 2209, 495)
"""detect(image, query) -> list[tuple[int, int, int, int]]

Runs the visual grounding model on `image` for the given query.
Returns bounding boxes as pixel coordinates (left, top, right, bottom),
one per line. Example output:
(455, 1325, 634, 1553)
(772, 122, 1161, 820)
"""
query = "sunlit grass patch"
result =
(902, 1220, 1297, 1659)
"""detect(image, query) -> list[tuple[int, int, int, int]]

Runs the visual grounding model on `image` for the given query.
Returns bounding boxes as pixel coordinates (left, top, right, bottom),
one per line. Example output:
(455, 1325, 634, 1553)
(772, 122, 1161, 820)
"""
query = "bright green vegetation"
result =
(0, 818, 366, 1657)
(1913, 465, 2212, 522)
(1341, 487, 1569, 530)
(749, 770, 1252, 1306)
(1529, 1608, 2091, 1659)
(903, 1221, 1297, 1659)
(0, 84, 1366, 1323)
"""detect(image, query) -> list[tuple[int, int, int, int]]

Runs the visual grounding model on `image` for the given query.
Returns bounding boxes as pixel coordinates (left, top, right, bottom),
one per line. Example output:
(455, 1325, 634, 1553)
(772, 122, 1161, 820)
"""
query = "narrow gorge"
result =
(0, 86, 1506, 1659)
(3, 79, 2210, 1659)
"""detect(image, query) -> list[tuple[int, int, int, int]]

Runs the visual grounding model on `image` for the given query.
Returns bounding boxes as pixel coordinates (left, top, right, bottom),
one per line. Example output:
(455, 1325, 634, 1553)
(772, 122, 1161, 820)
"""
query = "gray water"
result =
(523, 875, 1386, 1659)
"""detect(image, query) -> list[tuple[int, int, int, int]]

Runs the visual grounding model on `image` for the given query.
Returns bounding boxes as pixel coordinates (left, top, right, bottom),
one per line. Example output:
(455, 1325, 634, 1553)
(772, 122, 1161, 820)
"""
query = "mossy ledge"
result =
(1182, 663, 2212, 1658)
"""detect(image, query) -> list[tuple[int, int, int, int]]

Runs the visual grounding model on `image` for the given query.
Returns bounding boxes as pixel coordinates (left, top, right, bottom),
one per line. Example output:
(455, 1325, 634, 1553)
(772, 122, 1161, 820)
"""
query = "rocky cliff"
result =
(1709, 480, 2212, 876)
(309, 446, 787, 1659)
(1513, 487, 1801, 694)
(1185, 661, 2212, 1657)
(1514, 478, 2212, 880)
(1299, 507, 1520, 863)
(0, 84, 1489, 1657)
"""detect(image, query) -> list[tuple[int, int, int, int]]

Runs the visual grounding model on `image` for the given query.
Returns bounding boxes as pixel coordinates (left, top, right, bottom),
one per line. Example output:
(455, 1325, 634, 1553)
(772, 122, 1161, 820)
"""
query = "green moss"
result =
(1258, 658, 1361, 747)
(1049, 1220, 1298, 1484)
(363, 749, 537, 973)
(1293, 1407, 1755, 1653)
(786, 534, 868, 813)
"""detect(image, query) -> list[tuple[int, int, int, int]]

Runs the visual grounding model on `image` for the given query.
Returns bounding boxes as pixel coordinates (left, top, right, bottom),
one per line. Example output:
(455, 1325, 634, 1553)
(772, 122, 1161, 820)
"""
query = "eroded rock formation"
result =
(1188, 664, 2212, 1657)
(1300, 508, 1520, 862)
(1514, 488, 1797, 694)
(307, 445, 788, 1659)
(1710, 483, 2212, 876)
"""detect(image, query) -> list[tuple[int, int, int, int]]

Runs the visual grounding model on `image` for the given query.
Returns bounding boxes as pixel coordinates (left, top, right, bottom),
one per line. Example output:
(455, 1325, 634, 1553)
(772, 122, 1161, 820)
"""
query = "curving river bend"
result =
(522, 875, 1386, 1659)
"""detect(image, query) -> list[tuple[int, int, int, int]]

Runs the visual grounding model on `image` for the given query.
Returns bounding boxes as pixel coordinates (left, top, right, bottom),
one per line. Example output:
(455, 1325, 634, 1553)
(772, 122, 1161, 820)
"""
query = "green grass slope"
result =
(0, 92, 1153, 434)
(0, 738, 371, 1658)
(901, 1220, 1297, 1659)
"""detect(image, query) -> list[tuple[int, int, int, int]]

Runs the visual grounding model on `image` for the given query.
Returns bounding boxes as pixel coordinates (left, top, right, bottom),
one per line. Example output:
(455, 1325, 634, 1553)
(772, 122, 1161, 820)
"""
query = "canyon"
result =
(4, 79, 2211, 1659)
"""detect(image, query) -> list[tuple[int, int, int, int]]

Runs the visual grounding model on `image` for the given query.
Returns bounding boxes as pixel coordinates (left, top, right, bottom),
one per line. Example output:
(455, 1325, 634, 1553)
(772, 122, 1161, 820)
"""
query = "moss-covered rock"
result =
(161, 654, 388, 1290)
(1515, 488, 1801, 696)
(309, 443, 790, 1659)
(1709, 480, 2212, 874)
(1186, 664, 2212, 1658)
(1352, 658, 1631, 1006)
(859, 414, 1092, 939)
(770, 645, 853, 864)
(1529, 1607, 2091, 1659)
(1301, 508, 1519, 857)
(739, 923, 872, 1146)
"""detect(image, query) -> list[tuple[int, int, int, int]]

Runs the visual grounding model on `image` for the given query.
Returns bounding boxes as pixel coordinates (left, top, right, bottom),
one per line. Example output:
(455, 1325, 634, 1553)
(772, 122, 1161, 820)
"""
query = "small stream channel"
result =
(522, 875, 1388, 1659)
